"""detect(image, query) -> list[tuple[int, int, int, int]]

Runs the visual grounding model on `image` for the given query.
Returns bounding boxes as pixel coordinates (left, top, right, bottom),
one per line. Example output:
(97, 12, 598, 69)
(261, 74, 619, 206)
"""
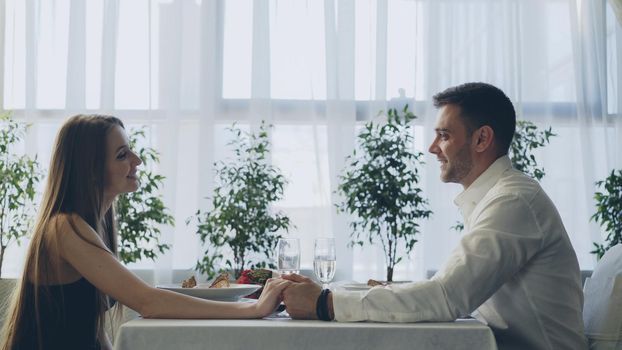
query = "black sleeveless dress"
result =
(12, 278, 101, 350)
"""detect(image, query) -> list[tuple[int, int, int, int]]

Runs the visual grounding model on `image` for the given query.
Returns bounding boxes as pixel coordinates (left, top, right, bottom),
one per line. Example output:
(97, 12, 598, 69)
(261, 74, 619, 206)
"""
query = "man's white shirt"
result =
(333, 156, 587, 350)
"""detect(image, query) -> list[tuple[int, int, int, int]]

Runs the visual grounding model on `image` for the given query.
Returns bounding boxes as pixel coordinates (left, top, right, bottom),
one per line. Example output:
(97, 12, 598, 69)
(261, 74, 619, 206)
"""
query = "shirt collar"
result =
(454, 155, 513, 215)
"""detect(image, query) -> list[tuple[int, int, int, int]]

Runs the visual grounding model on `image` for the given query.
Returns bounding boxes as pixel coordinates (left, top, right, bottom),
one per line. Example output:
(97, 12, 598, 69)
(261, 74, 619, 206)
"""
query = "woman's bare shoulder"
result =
(47, 213, 104, 247)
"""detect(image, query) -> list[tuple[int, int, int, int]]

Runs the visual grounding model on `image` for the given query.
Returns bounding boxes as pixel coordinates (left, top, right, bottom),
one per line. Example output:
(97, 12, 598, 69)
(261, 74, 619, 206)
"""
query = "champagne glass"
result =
(277, 238, 300, 275)
(313, 238, 336, 289)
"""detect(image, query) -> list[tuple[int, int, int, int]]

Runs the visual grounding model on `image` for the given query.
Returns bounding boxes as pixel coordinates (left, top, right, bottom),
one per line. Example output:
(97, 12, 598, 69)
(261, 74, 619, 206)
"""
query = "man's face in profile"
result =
(428, 104, 474, 186)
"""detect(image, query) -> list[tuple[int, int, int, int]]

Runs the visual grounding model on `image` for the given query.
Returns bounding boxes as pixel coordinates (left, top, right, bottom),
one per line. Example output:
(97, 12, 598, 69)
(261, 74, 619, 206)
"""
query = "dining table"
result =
(113, 315, 498, 350)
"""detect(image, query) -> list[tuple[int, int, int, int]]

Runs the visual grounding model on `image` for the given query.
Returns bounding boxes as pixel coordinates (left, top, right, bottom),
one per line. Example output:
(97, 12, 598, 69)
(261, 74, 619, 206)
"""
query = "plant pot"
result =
(0, 278, 18, 328)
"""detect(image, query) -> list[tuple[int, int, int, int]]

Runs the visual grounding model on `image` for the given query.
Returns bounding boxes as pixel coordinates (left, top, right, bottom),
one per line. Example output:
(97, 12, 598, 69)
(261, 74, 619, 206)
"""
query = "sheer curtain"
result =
(610, 0, 622, 24)
(1, 0, 621, 283)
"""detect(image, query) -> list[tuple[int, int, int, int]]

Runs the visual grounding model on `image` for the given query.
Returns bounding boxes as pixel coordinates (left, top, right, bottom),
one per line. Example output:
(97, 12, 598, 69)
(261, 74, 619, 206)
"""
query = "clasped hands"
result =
(263, 274, 333, 320)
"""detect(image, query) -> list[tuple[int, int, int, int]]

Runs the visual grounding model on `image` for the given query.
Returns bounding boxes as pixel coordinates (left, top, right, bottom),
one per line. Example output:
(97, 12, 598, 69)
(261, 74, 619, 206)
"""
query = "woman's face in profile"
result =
(103, 125, 142, 199)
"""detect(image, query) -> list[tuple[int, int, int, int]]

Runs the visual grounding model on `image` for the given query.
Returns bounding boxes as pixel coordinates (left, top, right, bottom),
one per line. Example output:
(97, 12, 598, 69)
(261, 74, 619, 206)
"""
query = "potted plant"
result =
(0, 111, 42, 322)
(0, 112, 42, 279)
(510, 120, 556, 181)
(336, 106, 432, 282)
(453, 120, 556, 232)
(116, 128, 174, 264)
(188, 122, 291, 279)
(591, 169, 622, 259)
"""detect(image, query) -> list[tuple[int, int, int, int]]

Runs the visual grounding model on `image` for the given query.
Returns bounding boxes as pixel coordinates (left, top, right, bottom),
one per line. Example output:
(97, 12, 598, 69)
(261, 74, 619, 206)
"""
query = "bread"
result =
(181, 275, 197, 288)
(367, 279, 386, 287)
(209, 273, 231, 289)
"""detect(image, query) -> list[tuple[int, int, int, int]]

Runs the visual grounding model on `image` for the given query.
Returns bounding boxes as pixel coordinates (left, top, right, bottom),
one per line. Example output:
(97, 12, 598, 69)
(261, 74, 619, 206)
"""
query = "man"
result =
(282, 82, 587, 350)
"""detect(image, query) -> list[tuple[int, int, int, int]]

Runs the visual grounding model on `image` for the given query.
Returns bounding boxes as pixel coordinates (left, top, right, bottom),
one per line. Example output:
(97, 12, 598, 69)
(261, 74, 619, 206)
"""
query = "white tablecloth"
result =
(114, 317, 497, 350)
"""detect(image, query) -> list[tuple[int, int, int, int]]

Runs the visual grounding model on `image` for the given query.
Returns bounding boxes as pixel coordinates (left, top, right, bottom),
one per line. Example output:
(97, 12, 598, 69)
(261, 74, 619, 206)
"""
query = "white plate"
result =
(341, 283, 373, 291)
(157, 283, 261, 301)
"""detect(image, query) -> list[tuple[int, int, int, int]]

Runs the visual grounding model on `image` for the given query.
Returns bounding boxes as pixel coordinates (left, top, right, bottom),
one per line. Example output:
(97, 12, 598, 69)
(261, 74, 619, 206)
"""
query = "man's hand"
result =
(253, 278, 292, 318)
(281, 274, 322, 319)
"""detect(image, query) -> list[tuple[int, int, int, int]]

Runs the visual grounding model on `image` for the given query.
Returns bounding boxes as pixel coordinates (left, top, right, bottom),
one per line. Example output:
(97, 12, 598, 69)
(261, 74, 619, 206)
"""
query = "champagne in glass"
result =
(313, 238, 336, 289)
(277, 238, 300, 274)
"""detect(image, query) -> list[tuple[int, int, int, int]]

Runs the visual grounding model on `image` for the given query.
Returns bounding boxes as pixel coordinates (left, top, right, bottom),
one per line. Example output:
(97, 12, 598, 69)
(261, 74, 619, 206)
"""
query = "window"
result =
(1, 0, 620, 279)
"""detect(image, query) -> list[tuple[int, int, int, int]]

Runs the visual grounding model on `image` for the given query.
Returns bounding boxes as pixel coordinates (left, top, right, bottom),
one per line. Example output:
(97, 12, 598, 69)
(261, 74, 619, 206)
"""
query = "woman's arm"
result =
(53, 214, 289, 319)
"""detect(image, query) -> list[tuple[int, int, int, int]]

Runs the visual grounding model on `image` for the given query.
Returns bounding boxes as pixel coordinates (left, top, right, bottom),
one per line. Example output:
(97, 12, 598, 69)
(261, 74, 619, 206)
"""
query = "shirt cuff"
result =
(333, 290, 368, 321)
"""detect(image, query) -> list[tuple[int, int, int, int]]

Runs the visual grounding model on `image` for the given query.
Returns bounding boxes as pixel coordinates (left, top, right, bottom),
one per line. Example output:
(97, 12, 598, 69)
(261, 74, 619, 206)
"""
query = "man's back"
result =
(459, 165, 586, 349)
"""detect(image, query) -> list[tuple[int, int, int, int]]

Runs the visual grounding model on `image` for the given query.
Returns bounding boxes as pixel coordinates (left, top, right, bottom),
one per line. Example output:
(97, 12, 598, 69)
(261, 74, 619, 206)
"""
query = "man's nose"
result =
(428, 140, 439, 154)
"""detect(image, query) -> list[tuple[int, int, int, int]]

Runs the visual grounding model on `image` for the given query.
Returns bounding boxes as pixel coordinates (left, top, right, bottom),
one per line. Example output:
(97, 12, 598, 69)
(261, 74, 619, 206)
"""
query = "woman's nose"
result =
(133, 152, 143, 166)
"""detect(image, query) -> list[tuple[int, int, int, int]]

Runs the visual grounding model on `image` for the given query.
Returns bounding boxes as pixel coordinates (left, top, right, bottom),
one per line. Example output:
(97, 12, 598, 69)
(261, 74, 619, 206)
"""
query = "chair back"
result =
(584, 244, 622, 349)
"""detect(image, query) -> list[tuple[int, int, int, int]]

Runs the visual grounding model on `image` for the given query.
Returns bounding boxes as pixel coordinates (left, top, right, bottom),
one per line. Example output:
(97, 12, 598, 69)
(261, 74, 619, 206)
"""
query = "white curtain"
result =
(1, 0, 621, 283)
(610, 0, 622, 25)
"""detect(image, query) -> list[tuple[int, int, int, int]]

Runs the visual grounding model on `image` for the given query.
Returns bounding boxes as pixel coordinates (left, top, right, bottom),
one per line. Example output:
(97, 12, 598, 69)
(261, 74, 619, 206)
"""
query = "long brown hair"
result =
(1, 115, 124, 349)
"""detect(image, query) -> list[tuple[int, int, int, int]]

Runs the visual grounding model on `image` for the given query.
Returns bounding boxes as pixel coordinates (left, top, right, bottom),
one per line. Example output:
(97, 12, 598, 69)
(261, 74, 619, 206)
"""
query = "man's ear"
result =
(473, 126, 494, 153)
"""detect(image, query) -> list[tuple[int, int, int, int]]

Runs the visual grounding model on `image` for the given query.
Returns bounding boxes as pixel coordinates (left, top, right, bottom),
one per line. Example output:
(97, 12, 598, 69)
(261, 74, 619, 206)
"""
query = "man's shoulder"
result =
(488, 168, 543, 202)
(480, 169, 563, 231)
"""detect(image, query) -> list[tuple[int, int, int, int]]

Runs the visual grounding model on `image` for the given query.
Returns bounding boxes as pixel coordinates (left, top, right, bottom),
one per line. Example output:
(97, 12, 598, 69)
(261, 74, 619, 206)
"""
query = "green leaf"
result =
(591, 169, 622, 259)
(509, 120, 556, 181)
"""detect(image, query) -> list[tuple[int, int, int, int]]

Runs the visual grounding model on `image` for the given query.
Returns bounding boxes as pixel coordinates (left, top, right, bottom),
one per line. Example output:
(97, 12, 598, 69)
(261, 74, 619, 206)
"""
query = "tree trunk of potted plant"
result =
(233, 247, 245, 279)
(386, 267, 394, 282)
(0, 247, 4, 279)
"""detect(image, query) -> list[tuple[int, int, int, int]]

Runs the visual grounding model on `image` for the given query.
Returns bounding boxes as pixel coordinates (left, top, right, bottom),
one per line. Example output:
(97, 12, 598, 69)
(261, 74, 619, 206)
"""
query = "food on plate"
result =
(236, 269, 272, 285)
(367, 279, 387, 287)
(181, 275, 197, 288)
(180, 273, 230, 289)
(236, 269, 274, 299)
(209, 273, 231, 289)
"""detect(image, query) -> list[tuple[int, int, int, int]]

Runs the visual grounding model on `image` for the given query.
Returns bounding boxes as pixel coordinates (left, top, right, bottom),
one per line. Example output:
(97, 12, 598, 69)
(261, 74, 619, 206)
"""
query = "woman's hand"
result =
(253, 278, 292, 318)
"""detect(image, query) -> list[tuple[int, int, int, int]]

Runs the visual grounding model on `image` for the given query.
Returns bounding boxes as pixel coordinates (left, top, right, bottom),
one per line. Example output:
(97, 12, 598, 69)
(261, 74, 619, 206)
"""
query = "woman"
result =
(0, 115, 290, 350)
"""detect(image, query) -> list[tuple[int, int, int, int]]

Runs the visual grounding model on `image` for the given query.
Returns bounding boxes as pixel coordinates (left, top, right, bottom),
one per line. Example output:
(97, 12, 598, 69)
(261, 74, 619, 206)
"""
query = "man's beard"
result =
(441, 146, 473, 184)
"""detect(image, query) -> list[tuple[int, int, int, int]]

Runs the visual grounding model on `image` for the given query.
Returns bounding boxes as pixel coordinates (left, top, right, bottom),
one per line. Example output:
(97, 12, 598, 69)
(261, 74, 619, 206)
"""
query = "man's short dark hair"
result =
(433, 82, 516, 155)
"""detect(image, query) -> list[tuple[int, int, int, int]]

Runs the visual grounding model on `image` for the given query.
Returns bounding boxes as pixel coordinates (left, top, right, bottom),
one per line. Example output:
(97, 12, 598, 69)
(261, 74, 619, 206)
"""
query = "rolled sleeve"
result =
(333, 280, 455, 322)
